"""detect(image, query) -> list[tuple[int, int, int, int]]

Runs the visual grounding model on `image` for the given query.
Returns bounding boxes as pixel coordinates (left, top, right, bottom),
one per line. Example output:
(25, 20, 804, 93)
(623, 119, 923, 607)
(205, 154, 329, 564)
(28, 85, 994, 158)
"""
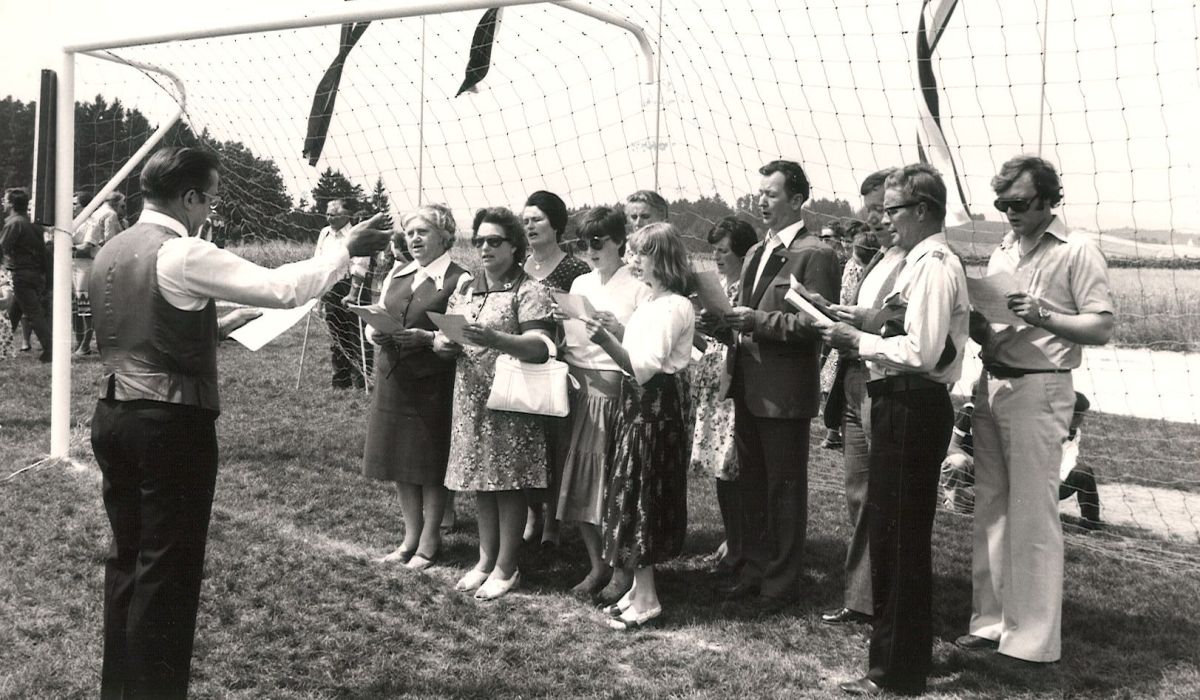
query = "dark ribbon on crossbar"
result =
(456, 8, 503, 96)
(915, 0, 972, 225)
(304, 20, 372, 166)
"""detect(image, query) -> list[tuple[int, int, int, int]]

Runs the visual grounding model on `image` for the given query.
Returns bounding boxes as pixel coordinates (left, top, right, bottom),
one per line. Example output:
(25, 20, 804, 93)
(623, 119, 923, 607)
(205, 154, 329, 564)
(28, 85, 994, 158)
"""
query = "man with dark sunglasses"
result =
(956, 155, 1114, 665)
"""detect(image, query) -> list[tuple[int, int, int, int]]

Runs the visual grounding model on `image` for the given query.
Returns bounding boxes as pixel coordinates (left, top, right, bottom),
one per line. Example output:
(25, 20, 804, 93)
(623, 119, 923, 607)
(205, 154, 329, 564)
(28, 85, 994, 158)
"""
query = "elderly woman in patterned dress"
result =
(434, 207, 557, 601)
(363, 204, 469, 571)
(691, 217, 760, 575)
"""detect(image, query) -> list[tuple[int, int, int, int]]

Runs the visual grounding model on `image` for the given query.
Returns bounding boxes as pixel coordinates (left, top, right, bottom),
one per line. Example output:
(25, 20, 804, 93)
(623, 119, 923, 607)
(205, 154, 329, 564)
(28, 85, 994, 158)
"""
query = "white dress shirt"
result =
(856, 233, 969, 385)
(148, 210, 351, 311)
(750, 219, 804, 292)
(562, 265, 652, 370)
(854, 246, 907, 307)
(622, 292, 696, 385)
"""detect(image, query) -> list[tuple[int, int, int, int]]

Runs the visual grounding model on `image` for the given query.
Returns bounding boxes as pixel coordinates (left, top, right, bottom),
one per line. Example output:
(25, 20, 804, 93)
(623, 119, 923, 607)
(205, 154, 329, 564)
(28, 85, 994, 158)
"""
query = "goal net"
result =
(63, 0, 1200, 568)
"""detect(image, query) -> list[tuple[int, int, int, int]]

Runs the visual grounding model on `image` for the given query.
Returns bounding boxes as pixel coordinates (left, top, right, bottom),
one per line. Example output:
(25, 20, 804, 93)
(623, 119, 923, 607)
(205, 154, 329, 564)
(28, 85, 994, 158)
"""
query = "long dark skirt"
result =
(601, 372, 691, 568)
(362, 364, 454, 485)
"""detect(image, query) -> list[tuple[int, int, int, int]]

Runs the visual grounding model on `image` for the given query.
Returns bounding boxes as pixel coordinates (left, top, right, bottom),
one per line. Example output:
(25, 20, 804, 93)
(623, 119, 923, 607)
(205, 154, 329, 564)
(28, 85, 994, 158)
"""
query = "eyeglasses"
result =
(575, 235, 611, 252)
(197, 190, 221, 207)
(882, 201, 920, 217)
(993, 196, 1038, 214)
(472, 236, 509, 249)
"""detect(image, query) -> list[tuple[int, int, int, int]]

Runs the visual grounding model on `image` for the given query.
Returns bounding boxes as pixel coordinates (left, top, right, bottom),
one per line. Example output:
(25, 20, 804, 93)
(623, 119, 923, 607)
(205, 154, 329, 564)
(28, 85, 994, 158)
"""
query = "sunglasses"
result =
(993, 196, 1038, 214)
(472, 236, 509, 249)
(575, 235, 612, 252)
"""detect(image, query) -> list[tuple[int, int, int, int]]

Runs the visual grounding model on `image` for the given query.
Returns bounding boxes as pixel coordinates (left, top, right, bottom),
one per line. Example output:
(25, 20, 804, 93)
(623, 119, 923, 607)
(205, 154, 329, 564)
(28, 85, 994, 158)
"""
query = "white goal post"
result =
(47, 0, 656, 457)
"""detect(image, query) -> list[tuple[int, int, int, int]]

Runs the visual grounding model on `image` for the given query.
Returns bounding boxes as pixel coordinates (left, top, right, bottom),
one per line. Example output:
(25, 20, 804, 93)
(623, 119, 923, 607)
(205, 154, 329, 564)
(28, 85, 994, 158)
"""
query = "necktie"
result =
(751, 234, 781, 293)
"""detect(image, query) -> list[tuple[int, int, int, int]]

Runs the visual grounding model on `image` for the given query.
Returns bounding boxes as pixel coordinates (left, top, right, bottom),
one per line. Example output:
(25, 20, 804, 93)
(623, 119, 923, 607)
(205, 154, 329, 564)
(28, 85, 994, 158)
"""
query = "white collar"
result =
(138, 210, 190, 238)
(397, 251, 453, 290)
(768, 220, 805, 249)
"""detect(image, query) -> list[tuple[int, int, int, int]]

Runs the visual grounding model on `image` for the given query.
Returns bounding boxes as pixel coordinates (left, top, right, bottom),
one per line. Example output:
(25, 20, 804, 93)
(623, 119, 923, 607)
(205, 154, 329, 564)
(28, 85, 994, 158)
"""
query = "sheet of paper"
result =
(965, 272, 1026, 327)
(784, 288, 834, 328)
(692, 270, 734, 315)
(562, 318, 591, 347)
(427, 311, 473, 345)
(348, 304, 406, 335)
(227, 299, 317, 352)
(551, 291, 597, 320)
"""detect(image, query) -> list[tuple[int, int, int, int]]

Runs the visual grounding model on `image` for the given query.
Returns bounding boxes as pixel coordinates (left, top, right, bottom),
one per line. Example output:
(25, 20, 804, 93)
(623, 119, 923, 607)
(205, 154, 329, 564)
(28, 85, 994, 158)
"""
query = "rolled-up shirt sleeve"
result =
(158, 236, 350, 310)
(625, 297, 694, 385)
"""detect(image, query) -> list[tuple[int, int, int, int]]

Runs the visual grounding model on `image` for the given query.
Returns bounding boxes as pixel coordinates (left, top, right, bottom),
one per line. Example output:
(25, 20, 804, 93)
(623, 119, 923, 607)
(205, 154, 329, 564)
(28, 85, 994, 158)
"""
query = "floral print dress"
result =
(689, 280, 739, 480)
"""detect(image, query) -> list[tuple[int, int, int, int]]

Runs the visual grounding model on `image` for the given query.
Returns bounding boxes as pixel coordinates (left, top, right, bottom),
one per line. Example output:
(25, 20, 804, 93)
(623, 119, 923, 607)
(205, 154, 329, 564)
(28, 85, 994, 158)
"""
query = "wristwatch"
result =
(1035, 307, 1052, 325)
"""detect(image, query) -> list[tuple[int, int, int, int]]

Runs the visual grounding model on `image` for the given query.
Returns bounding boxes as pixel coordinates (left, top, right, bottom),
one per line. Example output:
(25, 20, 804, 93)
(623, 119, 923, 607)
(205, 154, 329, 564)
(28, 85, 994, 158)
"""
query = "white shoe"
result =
(474, 568, 520, 600)
(454, 568, 491, 592)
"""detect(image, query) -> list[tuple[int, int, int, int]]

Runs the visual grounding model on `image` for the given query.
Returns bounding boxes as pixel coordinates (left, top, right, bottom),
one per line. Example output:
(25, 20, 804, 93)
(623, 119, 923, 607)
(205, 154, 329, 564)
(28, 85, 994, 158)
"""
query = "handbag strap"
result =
(534, 332, 557, 361)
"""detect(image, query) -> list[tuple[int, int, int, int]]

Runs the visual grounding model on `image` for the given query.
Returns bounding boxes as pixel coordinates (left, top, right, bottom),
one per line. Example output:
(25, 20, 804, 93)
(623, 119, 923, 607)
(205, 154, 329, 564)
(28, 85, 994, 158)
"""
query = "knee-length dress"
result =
(443, 269, 557, 492)
(556, 265, 651, 525)
(689, 280, 738, 481)
(602, 293, 695, 568)
(362, 256, 468, 485)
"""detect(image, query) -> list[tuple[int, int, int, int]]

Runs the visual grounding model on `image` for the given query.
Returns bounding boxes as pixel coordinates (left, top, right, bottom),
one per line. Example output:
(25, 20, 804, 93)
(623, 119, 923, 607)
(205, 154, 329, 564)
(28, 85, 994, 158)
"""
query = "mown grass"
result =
(2, 319, 1200, 698)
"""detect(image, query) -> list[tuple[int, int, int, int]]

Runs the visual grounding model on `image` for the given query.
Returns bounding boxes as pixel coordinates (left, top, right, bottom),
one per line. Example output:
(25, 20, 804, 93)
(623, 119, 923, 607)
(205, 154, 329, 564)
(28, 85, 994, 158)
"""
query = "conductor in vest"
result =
(89, 147, 390, 699)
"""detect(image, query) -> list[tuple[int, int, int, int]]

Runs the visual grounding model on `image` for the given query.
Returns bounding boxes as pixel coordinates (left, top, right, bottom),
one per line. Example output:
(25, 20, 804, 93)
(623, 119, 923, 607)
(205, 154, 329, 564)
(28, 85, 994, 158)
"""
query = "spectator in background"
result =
(958, 155, 1115, 664)
(624, 189, 670, 232)
(1, 188, 52, 362)
(0, 249, 15, 359)
(314, 198, 374, 389)
(691, 216, 758, 576)
(941, 391, 1102, 527)
(72, 190, 126, 355)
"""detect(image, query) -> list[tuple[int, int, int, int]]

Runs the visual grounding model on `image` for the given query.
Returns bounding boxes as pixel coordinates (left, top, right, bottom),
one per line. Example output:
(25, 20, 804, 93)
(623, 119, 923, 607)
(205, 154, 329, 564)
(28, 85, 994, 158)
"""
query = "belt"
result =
(984, 363, 1071, 379)
(866, 374, 947, 398)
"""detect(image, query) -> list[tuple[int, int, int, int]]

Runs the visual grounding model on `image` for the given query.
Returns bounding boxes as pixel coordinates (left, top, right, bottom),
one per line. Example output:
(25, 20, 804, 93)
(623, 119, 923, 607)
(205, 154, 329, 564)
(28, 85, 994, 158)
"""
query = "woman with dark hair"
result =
(585, 222, 695, 629)
(435, 207, 557, 600)
(364, 205, 469, 571)
(692, 216, 758, 575)
(521, 190, 591, 545)
(553, 206, 652, 596)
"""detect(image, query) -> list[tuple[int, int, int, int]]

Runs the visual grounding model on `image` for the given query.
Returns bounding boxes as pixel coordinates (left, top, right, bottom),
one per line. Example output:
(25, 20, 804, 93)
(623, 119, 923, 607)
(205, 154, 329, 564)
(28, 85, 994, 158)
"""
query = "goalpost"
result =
(47, 0, 656, 458)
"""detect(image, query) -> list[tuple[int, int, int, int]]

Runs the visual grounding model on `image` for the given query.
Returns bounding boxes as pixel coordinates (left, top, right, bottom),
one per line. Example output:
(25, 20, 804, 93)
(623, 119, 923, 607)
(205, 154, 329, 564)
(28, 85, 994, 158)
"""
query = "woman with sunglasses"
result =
(521, 190, 591, 546)
(585, 222, 695, 630)
(435, 207, 557, 600)
(363, 205, 468, 571)
(553, 207, 652, 596)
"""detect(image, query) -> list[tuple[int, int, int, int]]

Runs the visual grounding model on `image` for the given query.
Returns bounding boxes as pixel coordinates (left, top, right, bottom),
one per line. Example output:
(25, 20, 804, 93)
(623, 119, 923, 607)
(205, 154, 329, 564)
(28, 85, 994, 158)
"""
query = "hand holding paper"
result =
(550, 291, 597, 320)
(965, 273, 1026, 327)
(692, 271, 735, 315)
(784, 274, 836, 328)
(348, 304, 406, 335)
(427, 311, 473, 345)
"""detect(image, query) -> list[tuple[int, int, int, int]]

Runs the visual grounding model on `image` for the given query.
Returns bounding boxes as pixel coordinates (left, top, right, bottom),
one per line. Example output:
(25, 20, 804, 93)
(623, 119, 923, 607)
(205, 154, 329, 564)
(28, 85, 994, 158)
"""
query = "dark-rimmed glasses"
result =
(993, 196, 1038, 214)
(197, 190, 222, 207)
(472, 236, 509, 249)
(882, 201, 920, 217)
(575, 235, 611, 252)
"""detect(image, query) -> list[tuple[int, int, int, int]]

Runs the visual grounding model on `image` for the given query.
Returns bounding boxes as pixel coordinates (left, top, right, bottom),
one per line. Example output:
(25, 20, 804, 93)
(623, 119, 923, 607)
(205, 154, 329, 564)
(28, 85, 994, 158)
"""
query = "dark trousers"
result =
(323, 279, 371, 388)
(865, 385, 952, 694)
(840, 362, 873, 615)
(1060, 465, 1101, 524)
(732, 396, 811, 601)
(7, 268, 51, 354)
(91, 399, 220, 700)
(715, 477, 745, 568)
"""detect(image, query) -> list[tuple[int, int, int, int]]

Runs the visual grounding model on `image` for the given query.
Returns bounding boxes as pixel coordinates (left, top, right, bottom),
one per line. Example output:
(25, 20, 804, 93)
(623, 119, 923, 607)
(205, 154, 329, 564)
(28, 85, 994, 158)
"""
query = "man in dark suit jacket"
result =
(720, 160, 840, 607)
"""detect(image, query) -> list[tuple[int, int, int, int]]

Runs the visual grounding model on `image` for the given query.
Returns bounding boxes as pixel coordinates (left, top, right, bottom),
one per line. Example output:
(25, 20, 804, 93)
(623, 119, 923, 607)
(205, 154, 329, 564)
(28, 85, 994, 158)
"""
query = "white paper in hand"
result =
(228, 299, 317, 351)
(348, 304, 406, 335)
(784, 274, 835, 328)
(427, 311, 473, 345)
(550, 291, 597, 320)
(693, 270, 735, 315)
(965, 273, 1026, 328)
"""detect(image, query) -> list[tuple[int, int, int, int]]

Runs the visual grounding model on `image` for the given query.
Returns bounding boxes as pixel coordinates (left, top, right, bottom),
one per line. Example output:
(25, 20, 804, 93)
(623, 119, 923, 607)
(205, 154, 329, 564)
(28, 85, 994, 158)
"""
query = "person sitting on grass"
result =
(940, 390, 1101, 529)
(585, 222, 695, 630)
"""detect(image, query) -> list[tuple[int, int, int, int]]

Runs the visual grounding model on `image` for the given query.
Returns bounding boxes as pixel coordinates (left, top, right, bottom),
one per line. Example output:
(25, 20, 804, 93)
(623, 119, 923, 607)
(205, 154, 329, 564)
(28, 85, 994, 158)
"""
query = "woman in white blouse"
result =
(554, 207, 652, 597)
(584, 223, 696, 629)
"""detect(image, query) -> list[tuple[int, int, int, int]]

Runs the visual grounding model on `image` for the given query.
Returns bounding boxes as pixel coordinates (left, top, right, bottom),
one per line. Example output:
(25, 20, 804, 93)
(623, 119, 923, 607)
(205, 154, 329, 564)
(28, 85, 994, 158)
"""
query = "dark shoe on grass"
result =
(955, 633, 999, 651)
(838, 678, 883, 696)
(821, 607, 873, 625)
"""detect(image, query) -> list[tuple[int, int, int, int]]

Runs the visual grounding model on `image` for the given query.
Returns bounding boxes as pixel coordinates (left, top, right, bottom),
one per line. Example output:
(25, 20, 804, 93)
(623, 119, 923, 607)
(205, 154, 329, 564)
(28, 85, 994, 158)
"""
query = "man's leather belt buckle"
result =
(866, 374, 945, 398)
(984, 363, 1071, 379)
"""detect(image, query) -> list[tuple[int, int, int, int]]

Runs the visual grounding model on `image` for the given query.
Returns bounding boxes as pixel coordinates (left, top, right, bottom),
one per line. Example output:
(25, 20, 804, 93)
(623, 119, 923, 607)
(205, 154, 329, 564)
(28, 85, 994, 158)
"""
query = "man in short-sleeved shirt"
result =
(957, 155, 1114, 664)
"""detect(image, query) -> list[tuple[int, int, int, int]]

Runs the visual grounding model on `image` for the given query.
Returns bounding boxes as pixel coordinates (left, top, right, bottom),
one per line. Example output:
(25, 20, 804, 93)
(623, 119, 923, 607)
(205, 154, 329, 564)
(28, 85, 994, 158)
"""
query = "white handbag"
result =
(486, 334, 576, 417)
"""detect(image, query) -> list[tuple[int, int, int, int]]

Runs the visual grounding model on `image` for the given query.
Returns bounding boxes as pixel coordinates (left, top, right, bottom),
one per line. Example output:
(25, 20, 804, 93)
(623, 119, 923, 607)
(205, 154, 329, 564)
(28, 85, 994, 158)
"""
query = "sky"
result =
(1, 0, 1197, 239)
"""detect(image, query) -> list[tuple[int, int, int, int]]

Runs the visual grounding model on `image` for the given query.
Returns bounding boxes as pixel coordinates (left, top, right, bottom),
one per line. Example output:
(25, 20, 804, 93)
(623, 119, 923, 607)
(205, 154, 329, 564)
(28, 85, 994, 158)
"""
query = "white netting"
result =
(65, 0, 1199, 567)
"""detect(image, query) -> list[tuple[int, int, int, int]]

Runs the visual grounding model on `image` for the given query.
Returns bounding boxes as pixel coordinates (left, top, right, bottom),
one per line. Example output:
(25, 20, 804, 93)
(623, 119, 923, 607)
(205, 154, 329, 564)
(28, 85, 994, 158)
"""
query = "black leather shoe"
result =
(821, 607, 873, 625)
(955, 633, 999, 651)
(718, 581, 761, 600)
(839, 678, 884, 696)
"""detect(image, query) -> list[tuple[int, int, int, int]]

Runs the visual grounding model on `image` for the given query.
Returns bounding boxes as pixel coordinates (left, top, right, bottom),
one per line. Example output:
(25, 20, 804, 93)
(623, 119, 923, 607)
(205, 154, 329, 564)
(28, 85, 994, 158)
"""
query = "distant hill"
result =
(946, 221, 1200, 260)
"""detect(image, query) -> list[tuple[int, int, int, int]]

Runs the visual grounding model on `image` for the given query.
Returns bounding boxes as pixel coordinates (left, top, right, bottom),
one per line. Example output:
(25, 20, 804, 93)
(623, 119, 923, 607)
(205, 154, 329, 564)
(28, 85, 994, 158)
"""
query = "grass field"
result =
(3, 319, 1200, 698)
